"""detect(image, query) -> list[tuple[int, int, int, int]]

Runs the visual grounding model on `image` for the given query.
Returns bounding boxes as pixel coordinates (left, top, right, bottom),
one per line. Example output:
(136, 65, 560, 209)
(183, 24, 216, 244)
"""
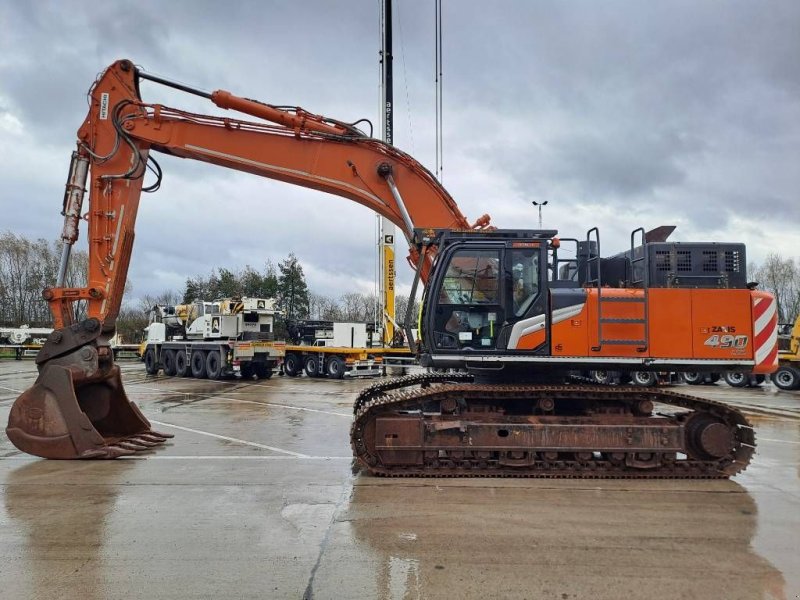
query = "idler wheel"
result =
(687, 415, 734, 459)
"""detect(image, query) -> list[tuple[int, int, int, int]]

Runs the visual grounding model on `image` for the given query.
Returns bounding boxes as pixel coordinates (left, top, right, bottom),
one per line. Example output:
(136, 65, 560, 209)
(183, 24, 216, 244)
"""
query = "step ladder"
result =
(586, 227, 649, 352)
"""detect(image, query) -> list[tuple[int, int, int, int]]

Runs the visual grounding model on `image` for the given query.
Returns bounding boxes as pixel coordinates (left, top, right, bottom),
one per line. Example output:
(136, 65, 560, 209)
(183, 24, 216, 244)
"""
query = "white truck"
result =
(142, 297, 284, 380)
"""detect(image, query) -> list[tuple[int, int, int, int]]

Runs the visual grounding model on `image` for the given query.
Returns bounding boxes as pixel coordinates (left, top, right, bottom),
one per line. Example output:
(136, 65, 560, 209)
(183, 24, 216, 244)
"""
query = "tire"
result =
(304, 355, 320, 378)
(754, 375, 766, 386)
(144, 349, 159, 375)
(240, 363, 254, 380)
(284, 353, 301, 377)
(709, 373, 721, 384)
(254, 363, 273, 379)
(631, 371, 657, 387)
(723, 372, 748, 388)
(591, 370, 615, 385)
(175, 350, 190, 377)
(327, 356, 346, 379)
(682, 372, 704, 385)
(162, 350, 177, 376)
(190, 350, 207, 378)
(206, 350, 223, 380)
(773, 365, 800, 391)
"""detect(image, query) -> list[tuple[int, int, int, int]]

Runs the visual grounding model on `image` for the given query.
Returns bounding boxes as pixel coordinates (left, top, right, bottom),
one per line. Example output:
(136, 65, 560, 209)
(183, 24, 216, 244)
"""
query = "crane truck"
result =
(141, 297, 284, 380)
(6, 60, 779, 479)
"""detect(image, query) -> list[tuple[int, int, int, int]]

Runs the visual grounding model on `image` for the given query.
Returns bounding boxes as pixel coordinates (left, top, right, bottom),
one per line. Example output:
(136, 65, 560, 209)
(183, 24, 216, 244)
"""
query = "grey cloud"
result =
(0, 1, 798, 302)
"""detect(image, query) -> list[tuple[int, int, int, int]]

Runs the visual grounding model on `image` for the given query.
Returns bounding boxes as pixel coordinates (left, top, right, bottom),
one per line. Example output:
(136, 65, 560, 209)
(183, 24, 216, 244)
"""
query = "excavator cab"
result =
(420, 229, 554, 364)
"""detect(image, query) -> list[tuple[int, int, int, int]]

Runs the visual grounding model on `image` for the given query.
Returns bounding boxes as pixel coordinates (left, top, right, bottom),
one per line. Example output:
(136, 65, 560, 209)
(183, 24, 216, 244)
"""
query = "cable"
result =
(395, 0, 415, 155)
(142, 155, 163, 193)
(434, 0, 443, 182)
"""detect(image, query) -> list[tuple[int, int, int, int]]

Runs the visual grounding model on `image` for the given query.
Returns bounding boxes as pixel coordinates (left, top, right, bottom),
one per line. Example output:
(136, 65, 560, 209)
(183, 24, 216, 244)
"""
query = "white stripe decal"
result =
(754, 301, 776, 335)
(507, 303, 585, 349)
(753, 296, 778, 366)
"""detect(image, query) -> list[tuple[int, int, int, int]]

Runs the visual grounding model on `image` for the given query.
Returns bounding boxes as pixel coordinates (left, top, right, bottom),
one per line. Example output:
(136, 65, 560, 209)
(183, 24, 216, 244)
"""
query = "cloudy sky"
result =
(1, 1, 798, 304)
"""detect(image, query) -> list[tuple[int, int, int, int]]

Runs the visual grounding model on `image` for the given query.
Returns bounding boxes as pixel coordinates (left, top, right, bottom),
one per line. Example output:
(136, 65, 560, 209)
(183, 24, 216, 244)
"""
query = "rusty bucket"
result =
(6, 319, 172, 459)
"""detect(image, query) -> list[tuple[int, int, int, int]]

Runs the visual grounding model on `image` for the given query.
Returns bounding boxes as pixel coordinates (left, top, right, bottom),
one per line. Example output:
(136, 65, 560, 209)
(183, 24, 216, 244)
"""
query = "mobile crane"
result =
(6, 60, 778, 477)
(142, 297, 284, 379)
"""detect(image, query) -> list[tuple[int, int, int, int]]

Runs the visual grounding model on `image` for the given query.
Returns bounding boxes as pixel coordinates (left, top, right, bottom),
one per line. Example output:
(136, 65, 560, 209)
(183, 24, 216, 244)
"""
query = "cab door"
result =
(428, 245, 505, 352)
(502, 244, 549, 352)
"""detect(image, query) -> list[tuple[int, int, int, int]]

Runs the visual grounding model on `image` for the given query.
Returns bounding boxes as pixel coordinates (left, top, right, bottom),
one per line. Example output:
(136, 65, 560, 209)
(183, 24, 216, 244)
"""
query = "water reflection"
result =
(346, 478, 786, 600)
(3, 460, 133, 600)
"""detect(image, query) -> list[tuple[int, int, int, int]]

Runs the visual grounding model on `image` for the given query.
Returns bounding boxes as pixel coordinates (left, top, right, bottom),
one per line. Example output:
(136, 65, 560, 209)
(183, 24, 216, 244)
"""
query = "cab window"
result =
(511, 248, 540, 317)
(438, 250, 500, 305)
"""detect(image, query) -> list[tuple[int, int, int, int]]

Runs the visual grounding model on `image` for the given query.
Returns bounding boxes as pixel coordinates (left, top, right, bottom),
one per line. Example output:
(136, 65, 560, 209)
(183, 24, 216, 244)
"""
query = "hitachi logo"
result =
(99, 93, 109, 120)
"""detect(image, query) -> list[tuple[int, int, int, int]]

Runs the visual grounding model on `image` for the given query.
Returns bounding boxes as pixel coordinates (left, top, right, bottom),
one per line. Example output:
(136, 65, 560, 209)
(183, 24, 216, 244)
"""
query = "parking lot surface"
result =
(1, 360, 798, 599)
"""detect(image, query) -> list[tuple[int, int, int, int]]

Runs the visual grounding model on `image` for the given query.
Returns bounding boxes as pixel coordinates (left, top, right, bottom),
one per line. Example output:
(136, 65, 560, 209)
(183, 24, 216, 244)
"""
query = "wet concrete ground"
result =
(0, 360, 798, 600)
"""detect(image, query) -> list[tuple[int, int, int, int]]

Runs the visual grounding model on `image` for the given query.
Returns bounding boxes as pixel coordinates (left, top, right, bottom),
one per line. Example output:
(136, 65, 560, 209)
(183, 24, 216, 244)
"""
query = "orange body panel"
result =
(548, 288, 760, 364)
(647, 289, 693, 358)
(689, 289, 754, 359)
(515, 329, 547, 350)
(550, 303, 589, 356)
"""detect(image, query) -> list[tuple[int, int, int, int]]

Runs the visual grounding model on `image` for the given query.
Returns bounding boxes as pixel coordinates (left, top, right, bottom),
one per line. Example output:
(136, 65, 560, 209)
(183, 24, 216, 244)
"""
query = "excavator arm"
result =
(7, 59, 489, 459)
(54, 59, 488, 330)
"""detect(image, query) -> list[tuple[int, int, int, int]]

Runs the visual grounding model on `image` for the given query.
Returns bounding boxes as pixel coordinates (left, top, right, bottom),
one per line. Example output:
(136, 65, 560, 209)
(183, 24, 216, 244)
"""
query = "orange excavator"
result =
(7, 60, 778, 477)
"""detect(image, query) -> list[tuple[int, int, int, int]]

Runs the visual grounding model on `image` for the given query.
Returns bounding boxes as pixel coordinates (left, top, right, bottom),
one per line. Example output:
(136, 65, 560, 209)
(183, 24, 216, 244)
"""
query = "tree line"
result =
(0, 232, 418, 343)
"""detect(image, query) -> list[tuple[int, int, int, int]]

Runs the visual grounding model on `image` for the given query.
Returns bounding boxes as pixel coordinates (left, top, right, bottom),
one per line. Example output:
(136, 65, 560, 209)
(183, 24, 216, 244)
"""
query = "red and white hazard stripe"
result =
(753, 294, 778, 371)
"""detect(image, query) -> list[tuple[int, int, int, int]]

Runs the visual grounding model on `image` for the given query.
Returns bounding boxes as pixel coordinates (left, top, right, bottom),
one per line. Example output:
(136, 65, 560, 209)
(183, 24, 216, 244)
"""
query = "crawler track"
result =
(350, 377, 755, 478)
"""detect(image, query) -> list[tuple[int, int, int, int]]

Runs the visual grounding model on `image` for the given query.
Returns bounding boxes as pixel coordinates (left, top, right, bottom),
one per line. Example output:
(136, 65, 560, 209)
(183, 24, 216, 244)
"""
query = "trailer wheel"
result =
(754, 375, 766, 386)
(175, 350, 190, 377)
(723, 372, 748, 388)
(682, 372, 704, 385)
(284, 353, 301, 377)
(591, 370, 615, 385)
(163, 350, 177, 376)
(631, 371, 657, 387)
(206, 350, 223, 380)
(773, 365, 800, 391)
(240, 363, 254, 379)
(255, 363, 273, 379)
(190, 351, 207, 378)
(144, 349, 159, 375)
(304, 355, 320, 378)
(327, 356, 346, 379)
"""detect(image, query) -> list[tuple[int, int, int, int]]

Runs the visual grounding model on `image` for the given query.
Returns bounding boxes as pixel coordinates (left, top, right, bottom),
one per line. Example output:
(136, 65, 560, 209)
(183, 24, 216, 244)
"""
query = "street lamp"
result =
(532, 200, 548, 229)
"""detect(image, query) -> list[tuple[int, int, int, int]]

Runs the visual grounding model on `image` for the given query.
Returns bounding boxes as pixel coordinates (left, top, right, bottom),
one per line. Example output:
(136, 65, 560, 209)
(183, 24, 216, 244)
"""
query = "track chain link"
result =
(350, 382, 755, 479)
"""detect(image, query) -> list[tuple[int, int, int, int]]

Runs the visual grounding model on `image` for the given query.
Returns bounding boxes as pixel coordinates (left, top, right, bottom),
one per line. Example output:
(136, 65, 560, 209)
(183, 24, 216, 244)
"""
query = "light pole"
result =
(532, 200, 548, 229)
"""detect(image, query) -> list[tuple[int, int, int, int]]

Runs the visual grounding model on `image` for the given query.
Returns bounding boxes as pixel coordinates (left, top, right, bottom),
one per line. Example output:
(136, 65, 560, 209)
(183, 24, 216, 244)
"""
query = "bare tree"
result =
(753, 254, 800, 323)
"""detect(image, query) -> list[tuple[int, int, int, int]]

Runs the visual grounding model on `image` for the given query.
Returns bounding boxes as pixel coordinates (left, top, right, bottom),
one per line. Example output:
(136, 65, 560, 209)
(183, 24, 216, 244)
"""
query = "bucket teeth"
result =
(104, 445, 137, 458)
(126, 437, 160, 447)
(116, 440, 150, 451)
(136, 432, 172, 443)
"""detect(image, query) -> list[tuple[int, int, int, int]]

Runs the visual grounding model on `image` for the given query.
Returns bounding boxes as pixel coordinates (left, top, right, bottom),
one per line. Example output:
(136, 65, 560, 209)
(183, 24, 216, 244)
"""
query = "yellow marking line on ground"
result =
(131, 384, 352, 418)
(149, 419, 310, 458)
